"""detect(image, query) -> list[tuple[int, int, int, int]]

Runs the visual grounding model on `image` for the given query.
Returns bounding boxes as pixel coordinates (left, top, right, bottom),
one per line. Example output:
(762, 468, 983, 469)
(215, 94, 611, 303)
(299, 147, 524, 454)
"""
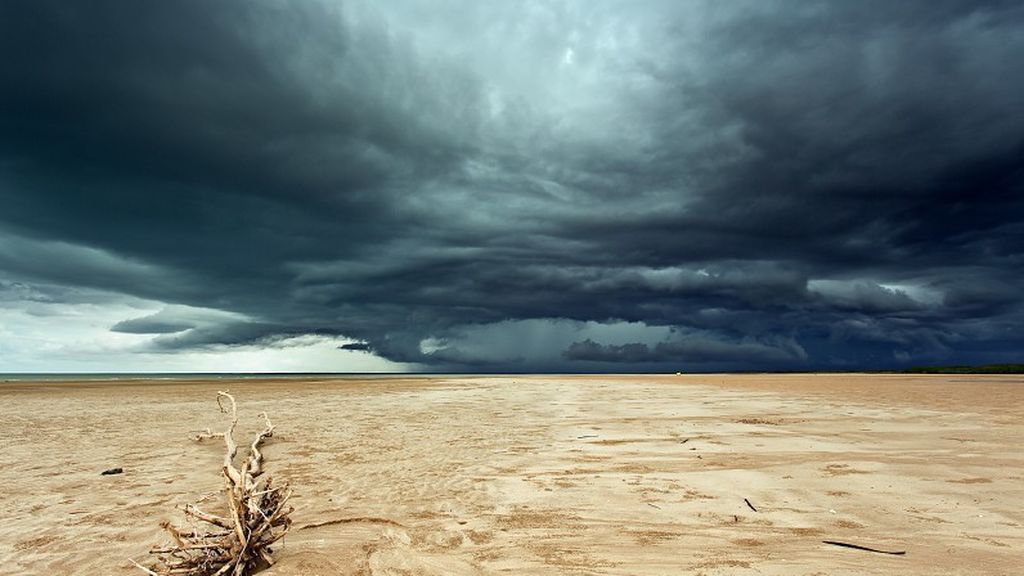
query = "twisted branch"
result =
(136, 392, 293, 576)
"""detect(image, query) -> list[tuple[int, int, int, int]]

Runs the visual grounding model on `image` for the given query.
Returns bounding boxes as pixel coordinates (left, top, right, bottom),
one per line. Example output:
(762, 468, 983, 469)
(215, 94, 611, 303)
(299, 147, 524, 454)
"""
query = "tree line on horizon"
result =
(899, 364, 1024, 374)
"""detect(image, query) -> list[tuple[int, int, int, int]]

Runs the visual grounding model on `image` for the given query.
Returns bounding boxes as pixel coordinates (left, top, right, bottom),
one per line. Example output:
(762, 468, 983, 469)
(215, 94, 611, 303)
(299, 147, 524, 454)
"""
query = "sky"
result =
(1, 0, 1022, 373)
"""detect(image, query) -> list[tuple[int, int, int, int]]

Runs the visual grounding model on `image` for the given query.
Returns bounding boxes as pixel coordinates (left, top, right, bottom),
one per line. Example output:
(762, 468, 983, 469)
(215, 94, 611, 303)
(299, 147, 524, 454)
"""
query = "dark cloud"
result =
(564, 335, 807, 367)
(338, 342, 372, 352)
(1, 0, 1022, 371)
(564, 340, 655, 364)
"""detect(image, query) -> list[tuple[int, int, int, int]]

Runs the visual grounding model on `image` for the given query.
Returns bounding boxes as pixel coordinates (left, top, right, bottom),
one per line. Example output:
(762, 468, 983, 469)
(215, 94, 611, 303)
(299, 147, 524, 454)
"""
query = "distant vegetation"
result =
(900, 364, 1024, 374)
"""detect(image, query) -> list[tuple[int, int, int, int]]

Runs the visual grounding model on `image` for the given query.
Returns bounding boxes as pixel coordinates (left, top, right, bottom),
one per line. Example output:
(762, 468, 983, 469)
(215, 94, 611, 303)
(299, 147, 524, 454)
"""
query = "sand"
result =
(0, 373, 1021, 575)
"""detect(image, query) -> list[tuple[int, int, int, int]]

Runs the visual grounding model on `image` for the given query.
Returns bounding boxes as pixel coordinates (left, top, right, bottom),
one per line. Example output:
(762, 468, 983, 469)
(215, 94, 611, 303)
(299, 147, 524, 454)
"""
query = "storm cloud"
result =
(1, 1, 1021, 371)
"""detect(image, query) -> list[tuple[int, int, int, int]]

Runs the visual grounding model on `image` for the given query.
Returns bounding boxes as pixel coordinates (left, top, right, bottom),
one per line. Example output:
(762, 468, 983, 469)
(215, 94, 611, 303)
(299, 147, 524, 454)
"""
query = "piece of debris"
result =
(744, 498, 757, 512)
(647, 502, 662, 510)
(300, 516, 405, 530)
(822, 540, 906, 555)
(101, 468, 123, 475)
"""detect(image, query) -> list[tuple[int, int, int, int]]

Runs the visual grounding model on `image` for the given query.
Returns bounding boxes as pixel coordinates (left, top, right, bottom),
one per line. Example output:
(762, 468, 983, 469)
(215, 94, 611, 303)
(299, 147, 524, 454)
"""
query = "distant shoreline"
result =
(2, 364, 1023, 381)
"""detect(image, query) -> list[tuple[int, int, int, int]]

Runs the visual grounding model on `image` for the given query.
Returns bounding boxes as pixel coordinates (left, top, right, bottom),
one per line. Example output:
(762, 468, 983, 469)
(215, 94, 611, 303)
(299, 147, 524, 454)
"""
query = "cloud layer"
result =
(1, 1, 1022, 371)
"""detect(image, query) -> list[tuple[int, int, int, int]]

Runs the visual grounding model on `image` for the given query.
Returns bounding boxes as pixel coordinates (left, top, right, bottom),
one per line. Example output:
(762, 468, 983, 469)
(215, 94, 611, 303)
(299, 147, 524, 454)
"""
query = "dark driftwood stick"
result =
(744, 498, 757, 512)
(300, 516, 407, 530)
(823, 540, 906, 555)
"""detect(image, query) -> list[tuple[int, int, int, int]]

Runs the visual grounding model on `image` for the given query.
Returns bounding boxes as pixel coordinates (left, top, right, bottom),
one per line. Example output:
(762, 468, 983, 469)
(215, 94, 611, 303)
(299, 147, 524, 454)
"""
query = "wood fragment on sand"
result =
(822, 540, 906, 555)
(300, 516, 407, 530)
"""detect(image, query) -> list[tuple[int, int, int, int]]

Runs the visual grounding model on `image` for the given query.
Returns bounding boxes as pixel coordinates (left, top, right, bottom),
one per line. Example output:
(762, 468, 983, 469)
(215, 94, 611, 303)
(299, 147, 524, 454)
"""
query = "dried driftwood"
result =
(822, 540, 906, 555)
(133, 391, 293, 576)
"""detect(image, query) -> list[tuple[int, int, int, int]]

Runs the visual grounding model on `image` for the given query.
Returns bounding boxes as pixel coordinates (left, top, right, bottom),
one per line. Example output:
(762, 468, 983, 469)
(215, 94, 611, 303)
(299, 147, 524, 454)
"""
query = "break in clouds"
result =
(1, 1, 1022, 371)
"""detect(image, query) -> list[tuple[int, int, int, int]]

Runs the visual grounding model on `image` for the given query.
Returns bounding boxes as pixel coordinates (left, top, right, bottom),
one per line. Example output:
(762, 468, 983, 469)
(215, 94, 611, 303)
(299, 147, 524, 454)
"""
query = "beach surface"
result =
(1, 374, 1021, 575)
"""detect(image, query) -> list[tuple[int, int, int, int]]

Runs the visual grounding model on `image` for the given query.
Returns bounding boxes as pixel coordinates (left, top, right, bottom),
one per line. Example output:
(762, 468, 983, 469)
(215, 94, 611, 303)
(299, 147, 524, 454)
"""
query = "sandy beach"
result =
(1, 374, 1021, 575)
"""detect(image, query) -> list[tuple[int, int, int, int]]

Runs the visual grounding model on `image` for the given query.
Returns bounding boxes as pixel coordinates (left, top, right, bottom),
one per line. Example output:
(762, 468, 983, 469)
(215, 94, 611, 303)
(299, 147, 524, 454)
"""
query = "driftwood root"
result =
(137, 392, 293, 576)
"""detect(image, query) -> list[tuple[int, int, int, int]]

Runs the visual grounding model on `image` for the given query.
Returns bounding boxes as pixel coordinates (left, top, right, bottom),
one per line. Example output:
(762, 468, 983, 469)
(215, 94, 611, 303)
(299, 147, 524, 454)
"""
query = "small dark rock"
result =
(100, 467, 123, 475)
